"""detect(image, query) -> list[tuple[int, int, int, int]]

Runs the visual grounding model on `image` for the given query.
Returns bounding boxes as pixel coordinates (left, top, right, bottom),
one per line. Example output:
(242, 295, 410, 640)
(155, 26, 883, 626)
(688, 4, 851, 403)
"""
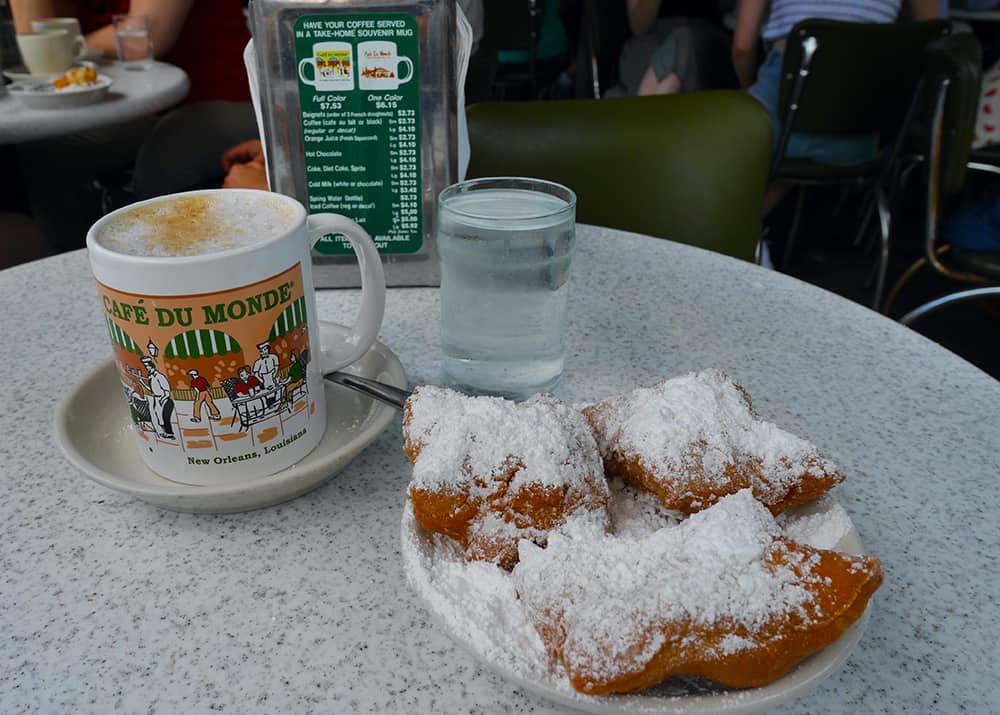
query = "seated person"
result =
(232, 366, 262, 397)
(613, 0, 736, 96)
(10, 0, 256, 251)
(222, 139, 268, 191)
(733, 0, 941, 166)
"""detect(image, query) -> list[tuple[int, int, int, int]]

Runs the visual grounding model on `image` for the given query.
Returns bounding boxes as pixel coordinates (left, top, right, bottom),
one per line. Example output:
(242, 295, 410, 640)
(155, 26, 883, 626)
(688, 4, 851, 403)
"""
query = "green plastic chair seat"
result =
(465, 92, 772, 262)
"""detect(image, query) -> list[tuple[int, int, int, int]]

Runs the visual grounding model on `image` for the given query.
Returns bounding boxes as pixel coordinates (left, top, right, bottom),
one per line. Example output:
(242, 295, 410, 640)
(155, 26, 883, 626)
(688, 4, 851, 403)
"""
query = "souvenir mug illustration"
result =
(298, 41, 354, 91)
(86, 189, 386, 486)
(358, 41, 414, 90)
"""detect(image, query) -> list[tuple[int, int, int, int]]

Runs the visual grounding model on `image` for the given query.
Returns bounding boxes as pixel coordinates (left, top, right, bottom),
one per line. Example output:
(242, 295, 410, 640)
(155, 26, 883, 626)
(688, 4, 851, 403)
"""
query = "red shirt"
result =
(190, 376, 210, 392)
(76, 0, 251, 103)
(232, 375, 260, 396)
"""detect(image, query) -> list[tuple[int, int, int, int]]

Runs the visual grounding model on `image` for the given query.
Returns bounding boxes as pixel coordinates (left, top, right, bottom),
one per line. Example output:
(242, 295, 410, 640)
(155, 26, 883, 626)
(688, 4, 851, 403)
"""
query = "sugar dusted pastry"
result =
(404, 386, 610, 569)
(581, 369, 845, 515)
(513, 489, 883, 695)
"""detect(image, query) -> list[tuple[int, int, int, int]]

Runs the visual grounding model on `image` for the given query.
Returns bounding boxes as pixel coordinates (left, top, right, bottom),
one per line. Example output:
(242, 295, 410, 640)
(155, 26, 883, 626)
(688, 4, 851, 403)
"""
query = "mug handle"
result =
(306, 214, 386, 372)
(397, 56, 414, 84)
(298, 57, 317, 86)
(72, 35, 86, 61)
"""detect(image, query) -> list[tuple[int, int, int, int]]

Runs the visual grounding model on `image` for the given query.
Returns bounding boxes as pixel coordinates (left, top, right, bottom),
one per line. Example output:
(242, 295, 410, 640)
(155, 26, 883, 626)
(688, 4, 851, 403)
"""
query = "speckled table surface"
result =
(2, 226, 998, 714)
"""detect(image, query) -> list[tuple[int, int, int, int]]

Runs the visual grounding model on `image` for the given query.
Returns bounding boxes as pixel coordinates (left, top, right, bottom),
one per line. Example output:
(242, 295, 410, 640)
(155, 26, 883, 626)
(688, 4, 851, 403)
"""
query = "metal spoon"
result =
(324, 371, 411, 411)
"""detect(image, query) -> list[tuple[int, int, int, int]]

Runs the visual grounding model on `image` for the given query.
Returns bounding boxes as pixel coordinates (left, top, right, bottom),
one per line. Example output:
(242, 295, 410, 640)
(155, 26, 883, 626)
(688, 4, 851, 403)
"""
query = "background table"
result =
(0, 61, 189, 145)
(1, 226, 997, 713)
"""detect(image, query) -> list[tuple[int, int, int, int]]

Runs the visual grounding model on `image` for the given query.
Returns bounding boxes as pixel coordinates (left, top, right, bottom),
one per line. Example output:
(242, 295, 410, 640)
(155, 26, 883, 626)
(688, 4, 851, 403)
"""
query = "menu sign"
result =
(293, 13, 422, 255)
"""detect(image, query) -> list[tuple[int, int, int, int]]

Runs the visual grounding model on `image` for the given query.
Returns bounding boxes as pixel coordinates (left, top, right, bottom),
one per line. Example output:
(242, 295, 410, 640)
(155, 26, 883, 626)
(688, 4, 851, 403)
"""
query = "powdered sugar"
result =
(514, 491, 820, 687)
(584, 370, 843, 509)
(405, 386, 604, 493)
(778, 495, 854, 550)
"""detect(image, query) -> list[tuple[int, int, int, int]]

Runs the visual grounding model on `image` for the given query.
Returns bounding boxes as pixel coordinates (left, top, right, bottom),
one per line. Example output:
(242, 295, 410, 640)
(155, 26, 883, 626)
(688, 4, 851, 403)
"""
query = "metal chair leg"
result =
(781, 186, 808, 270)
(900, 287, 1000, 326)
(871, 183, 891, 310)
(881, 245, 951, 315)
(852, 193, 875, 248)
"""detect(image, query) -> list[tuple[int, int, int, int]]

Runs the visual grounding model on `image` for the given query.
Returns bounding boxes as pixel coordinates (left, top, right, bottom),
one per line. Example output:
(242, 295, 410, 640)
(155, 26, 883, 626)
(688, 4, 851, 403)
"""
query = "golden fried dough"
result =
(513, 490, 882, 695)
(582, 369, 845, 515)
(404, 386, 610, 569)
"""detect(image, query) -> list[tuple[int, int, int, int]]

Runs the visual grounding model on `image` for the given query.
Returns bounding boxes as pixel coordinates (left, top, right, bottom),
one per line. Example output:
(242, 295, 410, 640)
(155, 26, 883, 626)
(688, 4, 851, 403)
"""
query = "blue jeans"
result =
(749, 51, 879, 167)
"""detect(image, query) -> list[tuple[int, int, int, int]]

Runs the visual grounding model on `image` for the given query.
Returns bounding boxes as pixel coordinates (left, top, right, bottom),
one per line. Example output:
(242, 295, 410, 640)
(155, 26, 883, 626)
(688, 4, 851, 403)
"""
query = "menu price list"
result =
(294, 13, 423, 255)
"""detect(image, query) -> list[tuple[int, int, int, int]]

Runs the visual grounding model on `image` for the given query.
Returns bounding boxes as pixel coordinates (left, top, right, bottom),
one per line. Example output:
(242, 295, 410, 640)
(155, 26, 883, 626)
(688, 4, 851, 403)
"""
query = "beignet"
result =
(513, 489, 882, 695)
(404, 386, 610, 569)
(582, 370, 845, 515)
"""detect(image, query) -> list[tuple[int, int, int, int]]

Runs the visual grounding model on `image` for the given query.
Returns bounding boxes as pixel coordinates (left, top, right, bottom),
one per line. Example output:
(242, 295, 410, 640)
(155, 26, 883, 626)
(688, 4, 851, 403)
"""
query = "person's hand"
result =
(223, 160, 268, 191)
(222, 139, 265, 172)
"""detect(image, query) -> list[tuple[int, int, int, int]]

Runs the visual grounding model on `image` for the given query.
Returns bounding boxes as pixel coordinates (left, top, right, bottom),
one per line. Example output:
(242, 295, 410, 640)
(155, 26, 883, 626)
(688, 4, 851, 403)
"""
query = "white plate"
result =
(55, 322, 407, 513)
(8, 73, 112, 109)
(402, 497, 872, 715)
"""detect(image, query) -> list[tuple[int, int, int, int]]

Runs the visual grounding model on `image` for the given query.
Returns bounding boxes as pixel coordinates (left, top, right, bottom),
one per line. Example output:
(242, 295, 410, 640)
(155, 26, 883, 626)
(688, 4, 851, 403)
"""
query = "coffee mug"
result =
(299, 41, 354, 91)
(86, 189, 386, 486)
(358, 41, 414, 90)
(16, 29, 85, 75)
(31, 17, 89, 55)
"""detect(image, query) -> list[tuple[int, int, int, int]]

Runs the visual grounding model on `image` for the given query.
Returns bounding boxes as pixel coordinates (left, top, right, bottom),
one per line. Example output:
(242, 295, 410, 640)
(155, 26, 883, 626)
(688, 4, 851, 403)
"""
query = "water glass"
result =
(437, 177, 577, 400)
(113, 14, 152, 70)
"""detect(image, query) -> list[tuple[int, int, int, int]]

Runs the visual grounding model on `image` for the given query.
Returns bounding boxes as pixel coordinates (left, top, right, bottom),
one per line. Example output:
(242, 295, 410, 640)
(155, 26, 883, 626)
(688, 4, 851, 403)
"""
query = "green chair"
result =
(772, 19, 952, 307)
(465, 91, 772, 262)
(881, 34, 1000, 325)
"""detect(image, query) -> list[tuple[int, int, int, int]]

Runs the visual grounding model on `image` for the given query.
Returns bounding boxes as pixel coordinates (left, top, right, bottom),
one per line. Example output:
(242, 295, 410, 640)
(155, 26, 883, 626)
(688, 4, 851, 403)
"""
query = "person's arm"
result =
(10, 0, 73, 32)
(908, 0, 941, 20)
(732, 0, 769, 89)
(626, 0, 660, 36)
(84, 0, 195, 59)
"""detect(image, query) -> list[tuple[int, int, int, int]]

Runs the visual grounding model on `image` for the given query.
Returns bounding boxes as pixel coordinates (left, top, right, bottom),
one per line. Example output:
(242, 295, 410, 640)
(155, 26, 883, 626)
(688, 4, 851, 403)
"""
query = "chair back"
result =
(779, 19, 951, 135)
(922, 33, 982, 199)
(465, 92, 772, 261)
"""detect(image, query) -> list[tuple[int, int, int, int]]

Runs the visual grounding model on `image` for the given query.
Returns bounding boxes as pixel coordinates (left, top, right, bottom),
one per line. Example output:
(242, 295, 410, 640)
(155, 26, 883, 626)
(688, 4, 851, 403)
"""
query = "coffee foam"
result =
(97, 193, 299, 258)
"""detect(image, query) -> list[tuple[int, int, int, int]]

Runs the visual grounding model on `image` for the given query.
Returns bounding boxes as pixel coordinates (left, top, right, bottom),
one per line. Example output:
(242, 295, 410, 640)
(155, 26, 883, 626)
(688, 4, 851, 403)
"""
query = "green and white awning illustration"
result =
(105, 317, 142, 355)
(268, 297, 307, 341)
(165, 330, 243, 359)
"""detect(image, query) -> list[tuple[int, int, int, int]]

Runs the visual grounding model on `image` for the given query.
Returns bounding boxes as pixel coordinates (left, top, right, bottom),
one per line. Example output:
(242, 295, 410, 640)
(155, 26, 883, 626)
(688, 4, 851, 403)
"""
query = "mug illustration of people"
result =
(140, 355, 175, 439)
(299, 41, 354, 91)
(187, 369, 221, 423)
(253, 342, 280, 389)
(358, 41, 414, 90)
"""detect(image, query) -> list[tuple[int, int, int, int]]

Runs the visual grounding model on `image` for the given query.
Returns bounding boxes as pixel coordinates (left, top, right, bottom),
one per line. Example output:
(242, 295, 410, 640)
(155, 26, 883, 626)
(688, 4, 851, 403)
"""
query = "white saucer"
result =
(55, 324, 407, 513)
(3, 61, 94, 83)
(8, 73, 112, 109)
(402, 496, 871, 715)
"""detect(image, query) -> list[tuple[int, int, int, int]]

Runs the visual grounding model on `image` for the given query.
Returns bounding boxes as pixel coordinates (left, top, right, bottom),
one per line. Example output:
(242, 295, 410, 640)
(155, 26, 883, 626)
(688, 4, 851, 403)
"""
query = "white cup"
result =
(86, 189, 387, 486)
(31, 17, 89, 55)
(16, 29, 85, 75)
(298, 41, 354, 91)
(358, 41, 414, 90)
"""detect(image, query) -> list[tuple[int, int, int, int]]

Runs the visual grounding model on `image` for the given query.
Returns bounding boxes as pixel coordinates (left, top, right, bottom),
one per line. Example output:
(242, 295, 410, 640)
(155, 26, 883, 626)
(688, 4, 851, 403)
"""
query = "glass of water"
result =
(438, 177, 577, 400)
(113, 14, 153, 70)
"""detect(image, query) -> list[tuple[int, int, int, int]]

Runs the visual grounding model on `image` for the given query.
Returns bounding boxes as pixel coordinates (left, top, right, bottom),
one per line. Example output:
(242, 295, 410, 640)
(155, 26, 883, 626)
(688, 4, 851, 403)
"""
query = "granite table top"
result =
(1, 225, 997, 713)
(0, 61, 189, 145)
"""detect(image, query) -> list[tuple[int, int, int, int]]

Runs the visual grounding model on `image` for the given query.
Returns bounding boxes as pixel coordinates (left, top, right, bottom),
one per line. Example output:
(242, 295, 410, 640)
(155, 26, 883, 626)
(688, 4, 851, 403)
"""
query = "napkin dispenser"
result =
(249, 0, 459, 287)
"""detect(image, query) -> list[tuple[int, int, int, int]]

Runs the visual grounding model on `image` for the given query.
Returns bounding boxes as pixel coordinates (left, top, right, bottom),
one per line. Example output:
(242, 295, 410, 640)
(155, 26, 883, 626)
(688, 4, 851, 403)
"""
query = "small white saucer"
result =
(55, 324, 407, 513)
(3, 61, 94, 84)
